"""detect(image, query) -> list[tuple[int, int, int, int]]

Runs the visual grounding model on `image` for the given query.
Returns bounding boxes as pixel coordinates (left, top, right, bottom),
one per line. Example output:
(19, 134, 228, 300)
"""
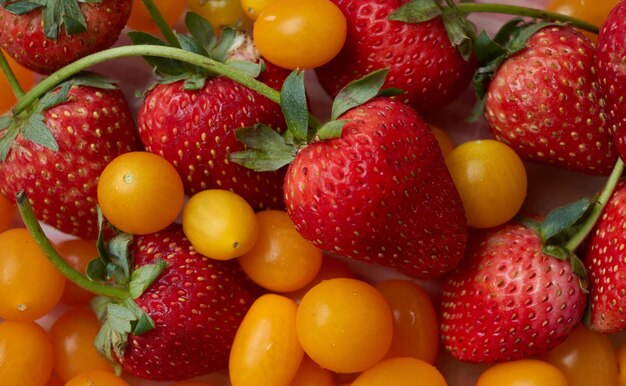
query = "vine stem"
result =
(565, 158, 625, 252)
(455, 2, 600, 34)
(0, 50, 24, 99)
(16, 191, 130, 300)
(140, 0, 181, 48)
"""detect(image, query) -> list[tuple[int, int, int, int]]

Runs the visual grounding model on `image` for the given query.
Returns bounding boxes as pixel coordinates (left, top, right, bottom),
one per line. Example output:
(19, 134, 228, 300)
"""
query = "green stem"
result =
(13, 45, 281, 114)
(455, 2, 600, 34)
(16, 191, 130, 300)
(140, 0, 181, 48)
(0, 50, 24, 99)
(565, 158, 625, 252)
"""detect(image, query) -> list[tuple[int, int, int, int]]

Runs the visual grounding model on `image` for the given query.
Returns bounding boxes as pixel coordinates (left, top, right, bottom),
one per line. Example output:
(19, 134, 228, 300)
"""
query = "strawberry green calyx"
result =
(229, 68, 395, 172)
(0, 0, 102, 40)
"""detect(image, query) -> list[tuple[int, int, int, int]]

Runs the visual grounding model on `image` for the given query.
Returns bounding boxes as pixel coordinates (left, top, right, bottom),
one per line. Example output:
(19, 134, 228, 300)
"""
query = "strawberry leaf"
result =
(22, 113, 59, 151)
(0, 125, 19, 160)
(129, 31, 188, 76)
(315, 120, 348, 140)
(185, 11, 216, 49)
(210, 27, 237, 63)
(540, 197, 595, 245)
(388, 0, 442, 23)
(87, 257, 108, 281)
(2, 1, 44, 14)
(70, 72, 118, 90)
(107, 233, 133, 284)
(331, 68, 389, 120)
(440, 7, 476, 61)
(226, 60, 264, 78)
(129, 260, 168, 299)
(39, 81, 72, 111)
(229, 124, 296, 172)
(281, 71, 308, 142)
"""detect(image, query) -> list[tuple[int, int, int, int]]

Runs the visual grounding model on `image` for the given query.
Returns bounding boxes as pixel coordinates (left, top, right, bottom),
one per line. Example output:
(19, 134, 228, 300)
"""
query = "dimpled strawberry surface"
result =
(4, 0, 626, 385)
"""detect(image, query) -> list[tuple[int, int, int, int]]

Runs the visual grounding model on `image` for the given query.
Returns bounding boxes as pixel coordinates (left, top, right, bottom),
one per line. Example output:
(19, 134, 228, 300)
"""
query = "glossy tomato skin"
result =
(229, 294, 304, 386)
(241, 0, 279, 19)
(0, 320, 54, 386)
(0, 228, 66, 321)
(253, 0, 347, 69)
(477, 359, 568, 386)
(187, 0, 252, 31)
(57, 239, 98, 306)
(545, 0, 619, 39)
(351, 357, 447, 386)
(446, 140, 527, 228)
(65, 371, 130, 386)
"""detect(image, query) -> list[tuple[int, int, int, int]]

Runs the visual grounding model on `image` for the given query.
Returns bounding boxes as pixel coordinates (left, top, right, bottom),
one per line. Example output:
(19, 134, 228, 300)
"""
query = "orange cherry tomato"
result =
(238, 210, 322, 292)
(253, 0, 347, 69)
(50, 309, 113, 382)
(187, 0, 252, 31)
(0, 192, 15, 232)
(542, 324, 618, 386)
(128, 0, 186, 34)
(0, 228, 66, 321)
(57, 239, 98, 306)
(375, 280, 439, 364)
(290, 355, 333, 386)
(230, 294, 304, 386)
(65, 371, 130, 386)
(97, 151, 185, 235)
(171, 382, 217, 386)
(240, 0, 278, 20)
(0, 320, 54, 386)
(296, 278, 393, 373)
(477, 359, 568, 386)
(46, 375, 64, 386)
(0, 49, 35, 114)
(352, 357, 447, 386)
(545, 0, 618, 40)
(286, 253, 355, 303)
(430, 125, 454, 158)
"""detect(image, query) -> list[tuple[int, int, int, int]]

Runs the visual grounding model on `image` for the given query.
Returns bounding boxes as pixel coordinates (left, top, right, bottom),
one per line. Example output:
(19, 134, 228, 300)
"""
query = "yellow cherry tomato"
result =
(545, 0, 618, 40)
(0, 320, 54, 386)
(230, 294, 304, 386)
(240, 0, 278, 19)
(430, 125, 455, 158)
(543, 324, 617, 386)
(253, 0, 347, 69)
(238, 210, 322, 292)
(128, 0, 186, 34)
(50, 309, 113, 382)
(296, 278, 393, 373)
(446, 139, 527, 228)
(289, 355, 333, 386)
(65, 371, 130, 386)
(477, 359, 568, 386)
(0, 192, 15, 232)
(187, 0, 252, 31)
(375, 280, 439, 364)
(0, 228, 66, 321)
(352, 357, 447, 386)
(57, 239, 97, 306)
(97, 151, 185, 235)
(183, 189, 259, 260)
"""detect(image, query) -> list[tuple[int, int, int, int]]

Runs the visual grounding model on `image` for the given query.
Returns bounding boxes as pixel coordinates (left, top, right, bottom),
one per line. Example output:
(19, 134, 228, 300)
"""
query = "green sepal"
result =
(315, 120, 348, 141)
(210, 27, 237, 63)
(542, 245, 571, 261)
(440, 5, 476, 61)
(229, 124, 296, 172)
(331, 68, 390, 120)
(39, 81, 72, 111)
(540, 197, 595, 246)
(129, 260, 168, 299)
(2, 1, 43, 15)
(185, 11, 216, 49)
(281, 71, 309, 143)
(388, 0, 442, 23)
(183, 73, 208, 91)
(0, 125, 19, 160)
(378, 87, 406, 97)
(21, 113, 59, 151)
(106, 233, 133, 284)
(177, 32, 210, 58)
(570, 254, 589, 292)
(226, 60, 264, 78)
(128, 31, 188, 76)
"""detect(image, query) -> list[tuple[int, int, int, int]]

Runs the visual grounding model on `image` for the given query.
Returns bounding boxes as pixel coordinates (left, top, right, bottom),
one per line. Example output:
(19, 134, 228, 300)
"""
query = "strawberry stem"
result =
(140, 0, 181, 49)
(16, 191, 130, 301)
(0, 50, 24, 99)
(455, 3, 600, 34)
(564, 158, 625, 252)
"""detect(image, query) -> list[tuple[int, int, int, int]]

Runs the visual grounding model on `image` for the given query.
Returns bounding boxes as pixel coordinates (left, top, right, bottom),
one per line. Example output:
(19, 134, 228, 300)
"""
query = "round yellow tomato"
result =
(230, 294, 304, 386)
(296, 278, 393, 373)
(352, 357, 447, 386)
(238, 210, 322, 292)
(183, 189, 259, 260)
(187, 0, 252, 31)
(0, 320, 54, 386)
(65, 371, 130, 386)
(240, 0, 278, 19)
(0, 228, 66, 321)
(97, 151, 185, 235)
(430, 125, 455, 158)
(290, 355, 333, 386)
(545, 0, 618, 40)
(446, 139, 527, 228)
(477, 359, 568, 386)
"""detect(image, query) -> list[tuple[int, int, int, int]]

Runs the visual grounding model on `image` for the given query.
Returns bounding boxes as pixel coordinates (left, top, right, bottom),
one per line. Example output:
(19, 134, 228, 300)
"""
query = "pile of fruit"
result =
(1, 0, 626, 385)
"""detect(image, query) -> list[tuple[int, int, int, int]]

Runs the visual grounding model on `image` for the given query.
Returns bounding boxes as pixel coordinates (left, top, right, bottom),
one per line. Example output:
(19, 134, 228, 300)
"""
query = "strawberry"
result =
(480, 23, 617, 175)
(107, 224, 261, 380)
(315, 0, 476, 117)
(133, 17, 289, 210)
(0, 74, 141, 239)
(0, 0, 132, 74)
(583, 181, 626, 333)
(441, 223, 587, 363)
(597, 0, 626, 159)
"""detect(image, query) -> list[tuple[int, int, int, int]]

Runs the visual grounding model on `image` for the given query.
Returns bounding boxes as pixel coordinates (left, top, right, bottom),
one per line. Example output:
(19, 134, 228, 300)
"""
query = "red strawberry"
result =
(138, 61, 289, 210)
(484, 25, 617, 175)
(583, 180, 626, 333)
(284, 97, 467, 279)
(114, 225, 260, 380)
(0, 0, 132, 74)
(440, 223, 586, 363)
(0, 77, 141, 238)
(315, 0, 476, 117)
(597, 0, 626, 159)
